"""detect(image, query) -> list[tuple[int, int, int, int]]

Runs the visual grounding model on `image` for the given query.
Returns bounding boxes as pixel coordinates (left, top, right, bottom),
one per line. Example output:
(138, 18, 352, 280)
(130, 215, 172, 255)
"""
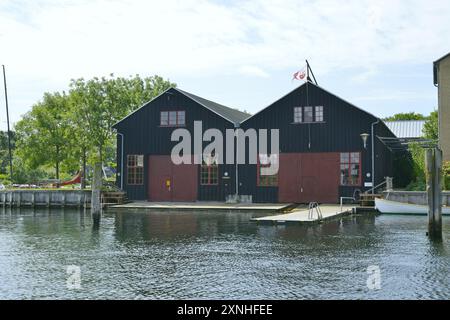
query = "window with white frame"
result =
(315, 106, 323, 122)
(304, 106, 313, 122)
(160, 111, 185, 126)
(293, 107, 303, 123)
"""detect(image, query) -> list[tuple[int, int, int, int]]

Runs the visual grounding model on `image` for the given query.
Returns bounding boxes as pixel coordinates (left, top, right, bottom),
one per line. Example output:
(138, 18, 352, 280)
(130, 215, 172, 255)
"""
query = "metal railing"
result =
(308, 202, 323, 220)
(364, 180, 387, 195)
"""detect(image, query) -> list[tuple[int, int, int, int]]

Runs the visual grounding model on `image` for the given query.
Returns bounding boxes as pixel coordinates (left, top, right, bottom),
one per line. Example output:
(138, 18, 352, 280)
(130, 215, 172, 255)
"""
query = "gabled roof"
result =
(384, 120, 425, 139)
(175, 88, 250, 124)
(433, 51, 450, 85)
(241, 81, 382, 125)
(113, 87, 250, 128)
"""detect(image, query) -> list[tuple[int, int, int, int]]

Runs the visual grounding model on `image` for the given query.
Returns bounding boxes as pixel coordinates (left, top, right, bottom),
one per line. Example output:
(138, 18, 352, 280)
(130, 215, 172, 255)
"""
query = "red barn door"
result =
(148, 155, 198, 202)
(279, 153, 339, 203)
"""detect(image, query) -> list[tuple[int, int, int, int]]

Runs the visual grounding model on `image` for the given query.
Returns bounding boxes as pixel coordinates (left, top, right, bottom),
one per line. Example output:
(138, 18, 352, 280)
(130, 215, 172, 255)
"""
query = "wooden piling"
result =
(91, 162, 102, 225)
(425, 148, 443, 240)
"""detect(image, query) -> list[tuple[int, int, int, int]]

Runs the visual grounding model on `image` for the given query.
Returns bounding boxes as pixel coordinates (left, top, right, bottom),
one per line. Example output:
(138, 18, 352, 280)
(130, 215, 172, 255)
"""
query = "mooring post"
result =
(425, 148, 443, 240)
(385, 176, 393, 191)
(91, 162, 102, 227)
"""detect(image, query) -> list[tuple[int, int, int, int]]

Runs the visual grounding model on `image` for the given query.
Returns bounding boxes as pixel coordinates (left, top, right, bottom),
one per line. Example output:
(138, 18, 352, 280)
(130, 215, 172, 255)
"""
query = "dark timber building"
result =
(113, 87, 250, 201)
(114, 82, 395, 203)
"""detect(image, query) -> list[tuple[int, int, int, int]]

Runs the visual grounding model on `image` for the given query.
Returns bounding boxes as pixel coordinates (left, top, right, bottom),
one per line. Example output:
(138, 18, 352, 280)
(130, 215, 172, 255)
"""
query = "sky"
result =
(0, 0, 449, 130)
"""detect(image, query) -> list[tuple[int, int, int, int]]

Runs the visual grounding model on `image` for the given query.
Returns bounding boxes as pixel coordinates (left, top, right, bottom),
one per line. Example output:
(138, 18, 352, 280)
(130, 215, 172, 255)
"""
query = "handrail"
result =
(364, 180, 387, 195)
(308, 202, 323, 220)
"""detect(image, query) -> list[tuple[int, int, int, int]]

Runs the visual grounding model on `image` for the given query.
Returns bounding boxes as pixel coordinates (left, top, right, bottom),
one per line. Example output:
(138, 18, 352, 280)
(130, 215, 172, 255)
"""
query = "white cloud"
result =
(238, 65, 269, 78)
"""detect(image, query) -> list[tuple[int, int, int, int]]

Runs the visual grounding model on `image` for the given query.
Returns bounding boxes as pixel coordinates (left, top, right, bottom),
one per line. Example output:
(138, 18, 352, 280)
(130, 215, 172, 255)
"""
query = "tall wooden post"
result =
(91, 162, 102, 227)
(425, 148, 442, 240)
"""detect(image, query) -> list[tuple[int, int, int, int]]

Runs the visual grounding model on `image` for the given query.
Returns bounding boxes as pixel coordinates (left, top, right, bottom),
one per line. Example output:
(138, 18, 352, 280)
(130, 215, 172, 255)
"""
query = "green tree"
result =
(14, 92, 73, 180)
(405, 110, 439, 190)
(383, 112, 426, 121)
(68, 74, 175, 163)
(423, 110, 438, 140)
(0, 130, 15, 175)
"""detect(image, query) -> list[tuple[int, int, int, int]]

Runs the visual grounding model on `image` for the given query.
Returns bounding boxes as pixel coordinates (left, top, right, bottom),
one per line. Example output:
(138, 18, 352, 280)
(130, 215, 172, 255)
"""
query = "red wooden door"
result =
(278, 153, 302, 203)
(279, 153, 339, 203)
(148, 155, 198, 202)
(148, 156, 172, 201)
(172, 161, 198, 201)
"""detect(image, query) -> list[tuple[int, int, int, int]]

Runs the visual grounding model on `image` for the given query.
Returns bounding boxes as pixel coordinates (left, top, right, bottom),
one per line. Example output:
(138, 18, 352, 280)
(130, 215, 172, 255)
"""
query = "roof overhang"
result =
(377, 136, 437, 152)
(433, 52, 450, 85)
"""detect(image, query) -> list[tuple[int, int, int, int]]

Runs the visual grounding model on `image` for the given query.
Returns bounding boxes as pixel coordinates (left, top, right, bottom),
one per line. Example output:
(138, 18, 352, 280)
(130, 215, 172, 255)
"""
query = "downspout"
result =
(117, 132, 124, 190)
(371, 119, 380, 194)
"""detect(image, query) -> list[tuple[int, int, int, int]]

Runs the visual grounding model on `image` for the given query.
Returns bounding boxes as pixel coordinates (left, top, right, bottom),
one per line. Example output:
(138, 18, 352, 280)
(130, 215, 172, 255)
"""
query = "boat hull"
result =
(375, 198, 450, 215)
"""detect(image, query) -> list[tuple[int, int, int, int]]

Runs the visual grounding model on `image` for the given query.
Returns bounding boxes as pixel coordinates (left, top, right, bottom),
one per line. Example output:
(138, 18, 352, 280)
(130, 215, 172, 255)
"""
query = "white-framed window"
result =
(304, 106, 313, 122)
(315, 106, 323, 122)
(294, 107, 303, 123)
(160, 111, 185, 126)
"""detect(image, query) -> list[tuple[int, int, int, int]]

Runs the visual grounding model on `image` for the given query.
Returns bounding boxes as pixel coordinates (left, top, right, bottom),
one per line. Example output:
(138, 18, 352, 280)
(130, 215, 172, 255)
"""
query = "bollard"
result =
(425, 148, 443, 240)
(91, 162, 102, 227)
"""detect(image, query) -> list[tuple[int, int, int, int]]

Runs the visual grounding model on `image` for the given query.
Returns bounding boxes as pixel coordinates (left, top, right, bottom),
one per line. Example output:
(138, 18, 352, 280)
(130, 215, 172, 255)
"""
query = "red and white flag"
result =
(292, 67, 307, 81)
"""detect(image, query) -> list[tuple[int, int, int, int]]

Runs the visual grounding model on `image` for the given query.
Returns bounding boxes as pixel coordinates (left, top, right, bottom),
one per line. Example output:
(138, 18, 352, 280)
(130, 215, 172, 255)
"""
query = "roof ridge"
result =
(176, 88, 250, 115)
(174, 88, 251, 123)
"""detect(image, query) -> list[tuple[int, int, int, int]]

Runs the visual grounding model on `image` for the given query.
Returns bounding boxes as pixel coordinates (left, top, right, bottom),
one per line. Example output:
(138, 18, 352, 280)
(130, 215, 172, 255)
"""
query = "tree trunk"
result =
(81, 146, 86, 189)
(98, 145, 103, 164)
(56, 161, 59, 181)
(55, 145, 60, 185)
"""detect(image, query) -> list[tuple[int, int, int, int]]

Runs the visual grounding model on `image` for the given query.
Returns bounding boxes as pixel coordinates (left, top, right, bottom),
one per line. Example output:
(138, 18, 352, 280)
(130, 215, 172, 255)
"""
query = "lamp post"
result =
(360, 133, 369, 149)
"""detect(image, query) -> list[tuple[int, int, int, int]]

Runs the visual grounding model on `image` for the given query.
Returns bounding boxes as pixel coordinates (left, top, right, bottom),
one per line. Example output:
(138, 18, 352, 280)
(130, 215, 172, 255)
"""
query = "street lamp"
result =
(360, 133, 370, 149)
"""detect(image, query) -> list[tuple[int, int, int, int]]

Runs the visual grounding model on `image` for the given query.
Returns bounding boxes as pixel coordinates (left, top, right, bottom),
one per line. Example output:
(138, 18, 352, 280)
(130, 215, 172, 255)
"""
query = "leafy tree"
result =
(0, 130, 15, 175)
(68, 74, 175, 164)
(383, 112, 426, 121)
(11, 74, 175, 185)
(9, 156, 47, 184)
(14, 92, 73, 180)
(405, 110, 440, 190)
(423, 110, 438, 140)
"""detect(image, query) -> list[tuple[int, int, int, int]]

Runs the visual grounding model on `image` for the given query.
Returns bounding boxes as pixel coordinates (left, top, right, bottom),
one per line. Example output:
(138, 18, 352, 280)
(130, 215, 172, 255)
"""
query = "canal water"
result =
(0, 208, 449, 299)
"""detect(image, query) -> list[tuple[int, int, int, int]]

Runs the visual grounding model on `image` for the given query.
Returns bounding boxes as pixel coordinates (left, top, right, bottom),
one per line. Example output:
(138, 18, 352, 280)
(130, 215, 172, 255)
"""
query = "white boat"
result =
(375, 198, 450, 215)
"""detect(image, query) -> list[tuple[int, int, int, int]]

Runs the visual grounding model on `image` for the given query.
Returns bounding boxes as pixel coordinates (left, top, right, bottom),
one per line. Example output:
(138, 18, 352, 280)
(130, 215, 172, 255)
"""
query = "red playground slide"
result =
(57, 171, 82, 187)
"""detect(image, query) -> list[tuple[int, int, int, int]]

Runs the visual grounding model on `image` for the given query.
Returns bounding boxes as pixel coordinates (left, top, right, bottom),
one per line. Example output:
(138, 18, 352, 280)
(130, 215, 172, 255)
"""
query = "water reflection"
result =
(0, 208, 449, 299)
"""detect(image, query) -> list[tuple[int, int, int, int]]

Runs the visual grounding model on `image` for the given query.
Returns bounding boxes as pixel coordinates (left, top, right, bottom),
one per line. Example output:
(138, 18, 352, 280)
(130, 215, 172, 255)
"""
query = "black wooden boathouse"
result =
(114, 82, 395, 203)
(113, 87, 249, 201)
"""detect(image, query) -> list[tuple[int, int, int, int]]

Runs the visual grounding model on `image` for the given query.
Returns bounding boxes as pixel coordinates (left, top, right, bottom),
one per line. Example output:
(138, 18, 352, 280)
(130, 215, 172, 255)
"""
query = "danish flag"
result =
(292, 67, 307, 81)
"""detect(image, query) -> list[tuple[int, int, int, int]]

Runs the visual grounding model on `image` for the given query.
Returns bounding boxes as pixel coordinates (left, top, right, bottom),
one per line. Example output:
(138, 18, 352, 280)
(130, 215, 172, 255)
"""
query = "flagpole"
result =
(306, 59, 318, 85)
(305, 60, 311, 149)
(305, 60, 310, 81)
(2, 65, 13, 181)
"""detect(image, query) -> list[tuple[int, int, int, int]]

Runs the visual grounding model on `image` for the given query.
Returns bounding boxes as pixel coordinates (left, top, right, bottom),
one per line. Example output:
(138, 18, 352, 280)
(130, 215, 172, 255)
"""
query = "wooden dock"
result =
(108, 201, 293, 212)
(251, 204, 355, 225)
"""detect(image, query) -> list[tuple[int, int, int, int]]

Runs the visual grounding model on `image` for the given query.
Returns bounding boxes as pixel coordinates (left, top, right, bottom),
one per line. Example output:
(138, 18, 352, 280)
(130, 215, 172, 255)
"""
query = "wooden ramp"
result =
(251, 204, 355, 225)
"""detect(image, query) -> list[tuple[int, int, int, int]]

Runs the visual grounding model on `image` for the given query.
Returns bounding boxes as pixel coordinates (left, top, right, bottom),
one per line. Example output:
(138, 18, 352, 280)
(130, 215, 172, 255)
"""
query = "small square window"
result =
(304, 106, 313, 122)
(169, 111, 177, 125)
(315, 106, 323, 122)
(177, 111, 185, 125)
(293, 107, 302, 123)
(160, 112, 169, 126)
